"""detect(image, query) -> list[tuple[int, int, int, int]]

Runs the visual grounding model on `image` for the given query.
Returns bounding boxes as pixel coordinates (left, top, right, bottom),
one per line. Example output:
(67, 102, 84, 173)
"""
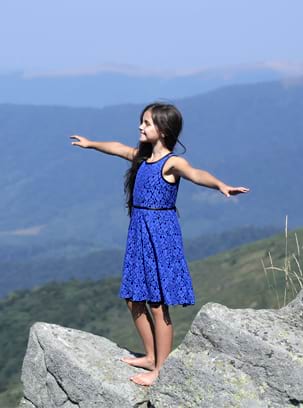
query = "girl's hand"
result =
(70, 135, 91, 148)
(219, 184, 250, 197)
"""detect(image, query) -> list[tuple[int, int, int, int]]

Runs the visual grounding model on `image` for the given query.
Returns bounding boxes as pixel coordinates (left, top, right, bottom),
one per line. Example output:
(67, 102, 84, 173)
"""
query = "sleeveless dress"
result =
(119, 152, 195, 306)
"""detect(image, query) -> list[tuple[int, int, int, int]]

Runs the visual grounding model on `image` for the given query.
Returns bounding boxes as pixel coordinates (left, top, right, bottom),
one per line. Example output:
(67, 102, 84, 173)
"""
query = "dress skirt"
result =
(119, 207, 195, 306)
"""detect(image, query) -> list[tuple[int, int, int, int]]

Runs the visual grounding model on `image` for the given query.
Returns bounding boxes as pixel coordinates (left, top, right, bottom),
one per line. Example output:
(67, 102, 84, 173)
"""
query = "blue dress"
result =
(119, 152, 195, 306)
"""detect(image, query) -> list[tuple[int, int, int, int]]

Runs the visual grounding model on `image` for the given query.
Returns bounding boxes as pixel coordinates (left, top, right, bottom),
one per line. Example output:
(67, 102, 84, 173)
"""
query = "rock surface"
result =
(149, 290, 303, 408)
(18, 323, 149, 408)
(19, 290, 303, 408)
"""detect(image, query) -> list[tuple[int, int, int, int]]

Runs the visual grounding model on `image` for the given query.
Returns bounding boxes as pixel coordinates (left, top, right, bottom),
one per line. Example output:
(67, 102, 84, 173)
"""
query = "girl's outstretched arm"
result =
(70, 135, 137, 161)
(170, 156, 250, 197)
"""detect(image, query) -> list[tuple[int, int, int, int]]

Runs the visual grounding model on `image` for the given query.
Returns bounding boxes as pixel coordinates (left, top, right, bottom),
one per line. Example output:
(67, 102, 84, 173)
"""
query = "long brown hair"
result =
(124, 102, 186, 215)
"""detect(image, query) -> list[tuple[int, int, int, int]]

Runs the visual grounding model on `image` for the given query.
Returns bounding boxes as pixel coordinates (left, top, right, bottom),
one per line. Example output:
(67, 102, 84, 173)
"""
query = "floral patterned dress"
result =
(119, 152, 195, 306)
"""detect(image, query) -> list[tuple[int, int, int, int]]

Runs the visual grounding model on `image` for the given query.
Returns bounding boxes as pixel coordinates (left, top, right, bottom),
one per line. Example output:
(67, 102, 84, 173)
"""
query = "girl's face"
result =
(139, 110, 161, 144)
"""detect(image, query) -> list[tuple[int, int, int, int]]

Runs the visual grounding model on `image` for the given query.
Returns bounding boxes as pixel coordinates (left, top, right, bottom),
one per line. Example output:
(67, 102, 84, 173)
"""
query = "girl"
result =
(70, 102, 249, 387)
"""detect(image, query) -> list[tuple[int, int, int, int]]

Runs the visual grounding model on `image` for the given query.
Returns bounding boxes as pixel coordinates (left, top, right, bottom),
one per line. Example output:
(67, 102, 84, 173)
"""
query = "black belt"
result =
(132, 205, 176, 211)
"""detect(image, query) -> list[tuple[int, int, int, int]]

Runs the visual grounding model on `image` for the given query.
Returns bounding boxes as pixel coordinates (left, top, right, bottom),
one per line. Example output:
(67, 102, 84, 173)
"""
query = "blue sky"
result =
(0, 0, 302, 73)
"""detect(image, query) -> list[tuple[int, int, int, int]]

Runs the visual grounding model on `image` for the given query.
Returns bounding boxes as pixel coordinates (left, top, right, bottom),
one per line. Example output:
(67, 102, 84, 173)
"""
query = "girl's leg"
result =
(121, 299, 156, 370)
(130, 303, 173, 386)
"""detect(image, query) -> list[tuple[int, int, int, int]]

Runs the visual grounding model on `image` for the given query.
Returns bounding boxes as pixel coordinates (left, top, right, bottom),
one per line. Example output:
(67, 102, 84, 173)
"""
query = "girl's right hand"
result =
(70, 135, 91, 148)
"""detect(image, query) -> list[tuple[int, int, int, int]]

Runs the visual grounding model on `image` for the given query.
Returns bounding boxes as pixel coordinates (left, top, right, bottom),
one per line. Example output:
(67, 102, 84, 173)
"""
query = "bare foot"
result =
(130, 369, 159, 386)
(120, 356, 155, 371)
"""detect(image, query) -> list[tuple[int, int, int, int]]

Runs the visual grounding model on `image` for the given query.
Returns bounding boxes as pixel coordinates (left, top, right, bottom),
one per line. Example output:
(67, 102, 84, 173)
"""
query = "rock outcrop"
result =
(19, 290, 303, 408)
(18, 324, 149, 408)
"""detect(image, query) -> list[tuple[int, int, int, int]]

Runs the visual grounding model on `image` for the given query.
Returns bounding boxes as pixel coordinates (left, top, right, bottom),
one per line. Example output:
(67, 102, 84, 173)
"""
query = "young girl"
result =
(70, 102, 249, 387)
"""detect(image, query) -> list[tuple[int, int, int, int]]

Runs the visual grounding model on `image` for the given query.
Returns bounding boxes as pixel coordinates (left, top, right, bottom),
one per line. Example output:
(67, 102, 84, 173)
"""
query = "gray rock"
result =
(19, 399, 36, 408)
(19, 322, 149, 408)
(19, 290, 303, 408)
(149, 290, 303, 407)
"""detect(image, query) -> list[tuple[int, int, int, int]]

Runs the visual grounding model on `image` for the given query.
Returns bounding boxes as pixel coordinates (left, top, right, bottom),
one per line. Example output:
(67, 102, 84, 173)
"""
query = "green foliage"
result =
(0, 380, 23, 408)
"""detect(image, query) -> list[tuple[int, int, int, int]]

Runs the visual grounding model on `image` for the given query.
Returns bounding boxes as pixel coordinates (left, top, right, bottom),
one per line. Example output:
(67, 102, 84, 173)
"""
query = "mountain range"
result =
(1, 61, 302, 108)
(0, 78, 302, 251)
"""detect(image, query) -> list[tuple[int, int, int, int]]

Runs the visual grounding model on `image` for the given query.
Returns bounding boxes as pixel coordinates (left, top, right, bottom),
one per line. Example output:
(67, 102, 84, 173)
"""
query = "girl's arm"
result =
(170, 157, 250, 197)
(70, 135, 137, 161)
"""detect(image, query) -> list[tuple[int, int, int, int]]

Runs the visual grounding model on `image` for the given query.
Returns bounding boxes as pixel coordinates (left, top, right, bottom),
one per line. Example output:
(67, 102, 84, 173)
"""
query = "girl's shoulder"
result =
(163, 155, 190, 180)
(165, 154, 189, 168)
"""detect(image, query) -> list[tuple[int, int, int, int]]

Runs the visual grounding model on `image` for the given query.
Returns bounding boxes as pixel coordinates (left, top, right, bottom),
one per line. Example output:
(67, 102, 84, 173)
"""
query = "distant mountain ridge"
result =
(1, 61, 302, 108)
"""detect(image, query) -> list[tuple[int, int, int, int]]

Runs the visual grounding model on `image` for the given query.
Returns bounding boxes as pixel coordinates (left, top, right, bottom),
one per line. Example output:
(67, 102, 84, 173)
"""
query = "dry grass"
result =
(262, 215, 303, 308)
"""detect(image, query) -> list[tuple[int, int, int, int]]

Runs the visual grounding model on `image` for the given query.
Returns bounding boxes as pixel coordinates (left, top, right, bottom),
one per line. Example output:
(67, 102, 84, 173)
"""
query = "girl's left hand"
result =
(219, 184, 250, 197)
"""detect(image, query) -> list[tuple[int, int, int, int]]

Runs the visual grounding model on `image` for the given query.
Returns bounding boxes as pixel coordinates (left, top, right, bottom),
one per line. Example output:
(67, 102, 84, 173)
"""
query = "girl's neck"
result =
(149, 141, 171, 161)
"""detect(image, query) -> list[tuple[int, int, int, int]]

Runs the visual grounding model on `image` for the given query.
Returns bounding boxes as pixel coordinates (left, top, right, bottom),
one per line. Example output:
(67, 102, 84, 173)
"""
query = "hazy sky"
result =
(0, 0, 302, 73)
